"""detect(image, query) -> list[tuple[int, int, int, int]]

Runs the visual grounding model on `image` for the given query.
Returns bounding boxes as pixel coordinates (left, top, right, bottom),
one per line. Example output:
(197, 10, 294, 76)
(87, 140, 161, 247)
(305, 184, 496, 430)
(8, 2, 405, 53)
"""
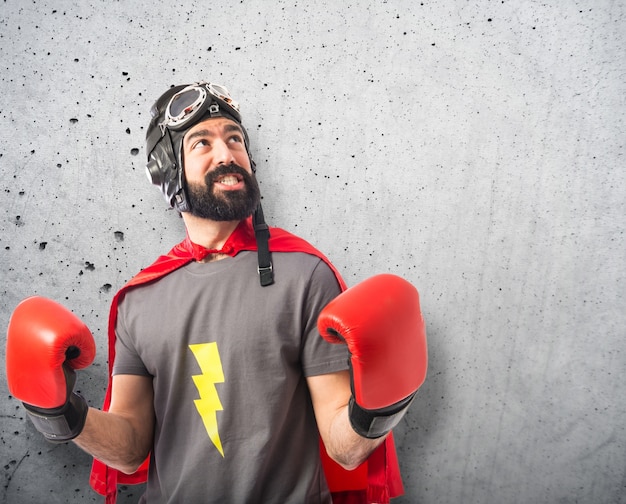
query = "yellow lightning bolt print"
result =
(189, 342, 225, 457)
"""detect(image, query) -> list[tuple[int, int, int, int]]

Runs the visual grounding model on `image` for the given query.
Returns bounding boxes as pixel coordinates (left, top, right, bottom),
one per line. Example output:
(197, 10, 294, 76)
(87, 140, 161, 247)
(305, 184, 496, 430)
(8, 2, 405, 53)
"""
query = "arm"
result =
(314, 274, 428, 466)
(307, 370, 386, 470)
(5, 296, 154, 475)
(74, 374, 154, 475)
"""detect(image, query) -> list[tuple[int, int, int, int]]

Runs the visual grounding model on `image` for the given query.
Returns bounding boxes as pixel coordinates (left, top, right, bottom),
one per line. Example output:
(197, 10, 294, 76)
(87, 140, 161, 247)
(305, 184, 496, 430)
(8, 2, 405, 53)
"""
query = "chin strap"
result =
(252, 203, 274, 287)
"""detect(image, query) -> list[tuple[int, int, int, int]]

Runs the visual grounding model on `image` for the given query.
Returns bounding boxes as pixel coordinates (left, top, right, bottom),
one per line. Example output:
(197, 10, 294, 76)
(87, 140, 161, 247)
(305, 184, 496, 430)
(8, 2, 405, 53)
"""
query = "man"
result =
(6, 81, 427, 503)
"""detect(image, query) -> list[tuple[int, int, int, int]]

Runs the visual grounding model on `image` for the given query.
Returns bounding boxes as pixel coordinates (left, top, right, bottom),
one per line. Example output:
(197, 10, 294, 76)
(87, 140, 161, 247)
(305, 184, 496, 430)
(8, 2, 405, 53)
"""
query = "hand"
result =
(6, 296, 96, 442)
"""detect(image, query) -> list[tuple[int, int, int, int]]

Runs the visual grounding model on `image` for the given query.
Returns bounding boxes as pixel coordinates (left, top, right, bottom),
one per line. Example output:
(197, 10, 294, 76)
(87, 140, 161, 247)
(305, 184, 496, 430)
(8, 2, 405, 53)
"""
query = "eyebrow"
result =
(184, 123, 244, 147)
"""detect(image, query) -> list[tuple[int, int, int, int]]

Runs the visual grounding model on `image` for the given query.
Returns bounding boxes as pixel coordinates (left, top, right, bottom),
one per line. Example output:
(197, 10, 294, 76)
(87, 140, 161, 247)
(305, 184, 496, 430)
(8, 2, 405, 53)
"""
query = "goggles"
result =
(159, 81, 241, 133)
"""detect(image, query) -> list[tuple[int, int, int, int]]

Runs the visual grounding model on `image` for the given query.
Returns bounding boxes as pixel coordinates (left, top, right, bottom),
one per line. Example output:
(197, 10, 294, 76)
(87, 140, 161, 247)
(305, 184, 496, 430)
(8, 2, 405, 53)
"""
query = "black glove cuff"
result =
(349, 392, 417, 439)
(23, 392, 88, 443)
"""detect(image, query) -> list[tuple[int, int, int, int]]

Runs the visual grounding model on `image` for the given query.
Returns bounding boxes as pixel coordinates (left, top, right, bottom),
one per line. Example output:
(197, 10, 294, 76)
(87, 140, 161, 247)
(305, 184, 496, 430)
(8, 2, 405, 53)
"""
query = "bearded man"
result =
(6, 81, 427, 503)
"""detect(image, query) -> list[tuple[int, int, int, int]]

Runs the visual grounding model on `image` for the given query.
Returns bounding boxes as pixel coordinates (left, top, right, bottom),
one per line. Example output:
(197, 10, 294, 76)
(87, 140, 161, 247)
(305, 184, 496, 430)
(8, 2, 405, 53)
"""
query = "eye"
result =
(228, 134, 244, 144)
(191, 139, 210, 149)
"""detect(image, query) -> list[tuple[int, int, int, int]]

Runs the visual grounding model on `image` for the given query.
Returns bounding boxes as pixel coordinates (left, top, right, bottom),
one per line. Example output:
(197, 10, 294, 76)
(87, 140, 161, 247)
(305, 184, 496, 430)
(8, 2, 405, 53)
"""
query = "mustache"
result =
(204, 163, 252, 185)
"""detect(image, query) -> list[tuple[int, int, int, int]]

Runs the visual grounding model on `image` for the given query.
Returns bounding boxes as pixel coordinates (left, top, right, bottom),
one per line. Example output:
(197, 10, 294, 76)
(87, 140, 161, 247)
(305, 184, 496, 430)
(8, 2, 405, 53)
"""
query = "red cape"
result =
(89, 217, 404, 503)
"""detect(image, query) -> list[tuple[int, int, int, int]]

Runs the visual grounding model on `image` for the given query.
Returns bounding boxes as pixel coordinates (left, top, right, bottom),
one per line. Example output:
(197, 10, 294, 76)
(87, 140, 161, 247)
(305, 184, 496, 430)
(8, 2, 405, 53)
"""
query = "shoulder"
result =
(268, 227, 346, 291)
(268, 227, 317, 252)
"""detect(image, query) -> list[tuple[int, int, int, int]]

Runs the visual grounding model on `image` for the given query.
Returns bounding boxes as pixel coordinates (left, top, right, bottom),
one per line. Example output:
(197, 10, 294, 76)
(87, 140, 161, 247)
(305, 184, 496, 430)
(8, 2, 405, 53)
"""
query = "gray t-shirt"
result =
(113, 250, 349, 503)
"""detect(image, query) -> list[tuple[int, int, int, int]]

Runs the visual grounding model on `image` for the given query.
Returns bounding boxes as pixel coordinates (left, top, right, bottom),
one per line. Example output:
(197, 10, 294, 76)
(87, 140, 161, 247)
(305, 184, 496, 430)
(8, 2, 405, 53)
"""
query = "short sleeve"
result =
(300, 259, 350, 377)
(112, 298, 151, 377)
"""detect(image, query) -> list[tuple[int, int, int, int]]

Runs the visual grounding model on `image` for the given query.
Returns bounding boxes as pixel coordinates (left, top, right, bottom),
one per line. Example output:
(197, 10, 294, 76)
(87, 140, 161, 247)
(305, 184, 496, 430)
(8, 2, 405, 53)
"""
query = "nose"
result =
(212, 139, 236, 167)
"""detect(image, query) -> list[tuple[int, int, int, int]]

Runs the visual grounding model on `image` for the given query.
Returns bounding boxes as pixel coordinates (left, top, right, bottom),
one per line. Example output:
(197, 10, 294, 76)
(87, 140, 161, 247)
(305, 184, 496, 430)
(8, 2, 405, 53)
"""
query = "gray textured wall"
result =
(1, 1, 624, 503)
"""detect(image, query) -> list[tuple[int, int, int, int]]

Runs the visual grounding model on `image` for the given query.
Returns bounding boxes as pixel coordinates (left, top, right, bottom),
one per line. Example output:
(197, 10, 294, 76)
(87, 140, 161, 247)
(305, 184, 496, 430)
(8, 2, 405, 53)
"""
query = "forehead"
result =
(184, 117, 243, 139)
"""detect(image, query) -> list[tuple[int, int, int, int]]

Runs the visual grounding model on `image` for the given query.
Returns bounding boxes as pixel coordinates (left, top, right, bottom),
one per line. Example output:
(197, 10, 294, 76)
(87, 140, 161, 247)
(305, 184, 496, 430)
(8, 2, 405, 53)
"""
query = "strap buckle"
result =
(257, 262, 274, 286)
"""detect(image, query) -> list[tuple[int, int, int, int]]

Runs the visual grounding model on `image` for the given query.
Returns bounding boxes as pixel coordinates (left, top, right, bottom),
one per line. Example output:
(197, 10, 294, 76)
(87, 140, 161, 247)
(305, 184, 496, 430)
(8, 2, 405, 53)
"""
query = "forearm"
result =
(73, 407, 151, 474)
(326, 404, 387, 470)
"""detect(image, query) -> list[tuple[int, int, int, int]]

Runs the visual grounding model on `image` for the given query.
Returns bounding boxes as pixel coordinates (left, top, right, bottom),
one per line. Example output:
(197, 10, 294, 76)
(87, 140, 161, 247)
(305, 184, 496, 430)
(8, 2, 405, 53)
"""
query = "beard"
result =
(186, 163, 261, 221)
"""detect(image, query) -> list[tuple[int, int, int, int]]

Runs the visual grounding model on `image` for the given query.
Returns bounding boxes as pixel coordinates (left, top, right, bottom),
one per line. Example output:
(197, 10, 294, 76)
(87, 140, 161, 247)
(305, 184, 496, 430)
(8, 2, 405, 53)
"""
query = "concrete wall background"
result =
(1, 0, 624, 502)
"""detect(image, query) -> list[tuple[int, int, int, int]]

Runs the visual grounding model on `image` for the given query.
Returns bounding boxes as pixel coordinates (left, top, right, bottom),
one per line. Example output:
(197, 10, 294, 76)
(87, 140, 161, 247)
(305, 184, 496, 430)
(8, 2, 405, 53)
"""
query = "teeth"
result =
(218, 175, 239, 186)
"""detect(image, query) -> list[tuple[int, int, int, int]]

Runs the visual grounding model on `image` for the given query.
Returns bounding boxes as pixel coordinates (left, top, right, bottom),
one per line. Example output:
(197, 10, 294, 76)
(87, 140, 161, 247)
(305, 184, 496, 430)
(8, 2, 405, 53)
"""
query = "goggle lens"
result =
(168, 87, 205, 121)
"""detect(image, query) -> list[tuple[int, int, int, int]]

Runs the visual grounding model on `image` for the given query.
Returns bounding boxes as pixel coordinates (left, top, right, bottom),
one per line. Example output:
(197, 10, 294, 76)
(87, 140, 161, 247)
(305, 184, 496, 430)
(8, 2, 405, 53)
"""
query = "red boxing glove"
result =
(317, 274, 427, 438)
(6, 296, 96, 442)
